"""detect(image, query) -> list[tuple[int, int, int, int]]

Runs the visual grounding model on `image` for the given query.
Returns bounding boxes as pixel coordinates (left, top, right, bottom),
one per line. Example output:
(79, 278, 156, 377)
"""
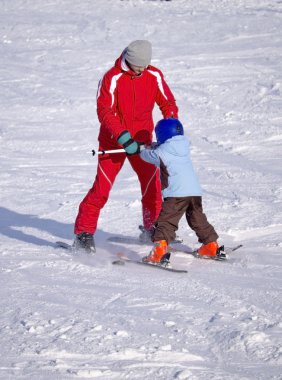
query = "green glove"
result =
(117, 131, 140, 155)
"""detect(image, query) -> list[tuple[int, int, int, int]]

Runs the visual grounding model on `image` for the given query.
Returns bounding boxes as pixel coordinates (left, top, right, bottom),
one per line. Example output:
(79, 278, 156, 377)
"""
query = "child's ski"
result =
(170, 244, 243, 260)
(112, 253, 188, 273)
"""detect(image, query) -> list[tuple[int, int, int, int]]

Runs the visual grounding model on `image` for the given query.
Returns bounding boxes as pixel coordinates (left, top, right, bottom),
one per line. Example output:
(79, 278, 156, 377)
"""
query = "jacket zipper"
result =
(132, 76, 135, 134)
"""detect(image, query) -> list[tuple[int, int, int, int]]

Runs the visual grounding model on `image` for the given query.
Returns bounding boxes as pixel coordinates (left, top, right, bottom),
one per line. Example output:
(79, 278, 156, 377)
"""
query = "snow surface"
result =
(1, 0, 282, 379)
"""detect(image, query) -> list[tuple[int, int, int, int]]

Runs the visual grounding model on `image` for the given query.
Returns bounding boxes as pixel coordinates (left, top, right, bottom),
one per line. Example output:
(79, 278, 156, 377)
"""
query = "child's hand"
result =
(145, 142, 158, 150)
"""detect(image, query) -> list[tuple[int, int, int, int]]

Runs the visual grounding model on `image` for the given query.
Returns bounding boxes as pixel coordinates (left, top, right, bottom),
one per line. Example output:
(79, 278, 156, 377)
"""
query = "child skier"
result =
(140, 118, 220, 265)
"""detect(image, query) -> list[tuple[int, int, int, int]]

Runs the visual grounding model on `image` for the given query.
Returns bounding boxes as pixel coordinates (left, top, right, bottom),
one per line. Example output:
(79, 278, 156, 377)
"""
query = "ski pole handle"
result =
(92, 148, 125, 156)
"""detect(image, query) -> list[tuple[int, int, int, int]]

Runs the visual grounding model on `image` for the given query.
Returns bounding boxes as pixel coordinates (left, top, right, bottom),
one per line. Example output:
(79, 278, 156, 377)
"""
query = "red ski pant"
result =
(74, 152, 162, 235)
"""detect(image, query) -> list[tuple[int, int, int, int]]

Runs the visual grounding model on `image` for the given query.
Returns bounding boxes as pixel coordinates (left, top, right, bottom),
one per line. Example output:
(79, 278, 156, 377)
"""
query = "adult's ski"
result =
(107, 235, 183, 245)
(56, 241, 74, 251)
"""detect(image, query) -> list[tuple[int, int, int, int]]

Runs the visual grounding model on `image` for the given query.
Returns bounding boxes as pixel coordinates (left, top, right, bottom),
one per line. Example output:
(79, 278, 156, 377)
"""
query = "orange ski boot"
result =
(197, 241, 219, 258)
(142, 240, 170, 265)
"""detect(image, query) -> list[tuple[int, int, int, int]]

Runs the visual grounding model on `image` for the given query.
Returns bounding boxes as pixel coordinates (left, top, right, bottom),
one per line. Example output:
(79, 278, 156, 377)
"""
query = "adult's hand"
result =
(117, 131, 141, 155)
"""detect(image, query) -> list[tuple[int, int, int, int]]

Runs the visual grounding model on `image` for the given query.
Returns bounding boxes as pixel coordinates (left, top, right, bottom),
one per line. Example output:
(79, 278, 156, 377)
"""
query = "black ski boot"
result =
(74, 232, 96, 253)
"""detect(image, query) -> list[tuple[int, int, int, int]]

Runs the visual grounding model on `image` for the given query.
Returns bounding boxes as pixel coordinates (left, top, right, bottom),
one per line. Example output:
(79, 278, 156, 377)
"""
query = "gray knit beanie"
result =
(124, 40, 152, 67)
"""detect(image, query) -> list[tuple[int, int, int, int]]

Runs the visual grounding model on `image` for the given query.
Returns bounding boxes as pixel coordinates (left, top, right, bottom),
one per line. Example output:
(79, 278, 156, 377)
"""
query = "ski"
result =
(112, 253, 188, 273)
(107, 235, 183, 245)
(108, 238, 243, 261)
(56, 241, 74, 251)
(55, 241, 95, 254)
(169, 244, 243, 261)
(108, 236, 147, 245)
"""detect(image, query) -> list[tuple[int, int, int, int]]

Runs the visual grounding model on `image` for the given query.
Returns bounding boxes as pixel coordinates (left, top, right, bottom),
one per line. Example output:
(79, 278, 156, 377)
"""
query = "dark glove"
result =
(117, 131, 141, 155)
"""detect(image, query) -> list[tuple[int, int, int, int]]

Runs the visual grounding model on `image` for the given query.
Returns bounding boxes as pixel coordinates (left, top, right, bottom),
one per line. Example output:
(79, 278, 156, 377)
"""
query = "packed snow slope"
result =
(0, 0, 281, 379)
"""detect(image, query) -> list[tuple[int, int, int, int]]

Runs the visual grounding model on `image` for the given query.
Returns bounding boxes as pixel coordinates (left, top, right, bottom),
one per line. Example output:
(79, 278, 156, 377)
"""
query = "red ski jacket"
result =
(96, 54, 178, 149)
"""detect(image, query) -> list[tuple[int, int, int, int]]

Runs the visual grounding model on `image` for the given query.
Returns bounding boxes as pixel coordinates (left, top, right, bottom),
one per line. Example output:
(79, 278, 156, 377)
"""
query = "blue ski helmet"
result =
(155, 118, 184, 144)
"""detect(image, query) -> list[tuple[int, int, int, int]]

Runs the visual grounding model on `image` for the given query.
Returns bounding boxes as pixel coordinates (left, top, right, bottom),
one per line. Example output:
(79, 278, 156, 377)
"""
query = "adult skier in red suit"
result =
(74, 40, 178, 252)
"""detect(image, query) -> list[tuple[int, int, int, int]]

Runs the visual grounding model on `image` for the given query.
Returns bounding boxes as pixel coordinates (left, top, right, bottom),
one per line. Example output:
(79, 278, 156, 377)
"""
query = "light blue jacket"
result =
(140, 135, 202, 198)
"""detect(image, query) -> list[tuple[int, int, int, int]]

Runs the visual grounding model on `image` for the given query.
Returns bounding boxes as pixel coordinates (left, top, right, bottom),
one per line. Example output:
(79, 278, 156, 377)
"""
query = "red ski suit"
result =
(74, 54, 178, 235)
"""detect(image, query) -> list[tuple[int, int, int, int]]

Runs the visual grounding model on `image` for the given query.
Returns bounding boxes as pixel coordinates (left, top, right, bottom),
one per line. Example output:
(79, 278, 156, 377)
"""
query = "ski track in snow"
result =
(0, 0, 282, 379)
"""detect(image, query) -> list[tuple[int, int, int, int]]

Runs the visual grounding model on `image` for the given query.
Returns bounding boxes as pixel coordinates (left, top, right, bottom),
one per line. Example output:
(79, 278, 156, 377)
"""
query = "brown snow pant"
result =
(152, 196, 218, 245)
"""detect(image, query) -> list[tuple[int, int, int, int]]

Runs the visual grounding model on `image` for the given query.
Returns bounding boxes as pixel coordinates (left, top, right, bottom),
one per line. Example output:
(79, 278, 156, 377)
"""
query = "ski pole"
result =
(92, 148, 125, 156)
(92, 144, 146, 156)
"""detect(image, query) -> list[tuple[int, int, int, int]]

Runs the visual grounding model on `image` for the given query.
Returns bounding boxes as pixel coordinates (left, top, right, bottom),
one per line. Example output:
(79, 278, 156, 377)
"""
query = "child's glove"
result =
(117, 131, 141, 155)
